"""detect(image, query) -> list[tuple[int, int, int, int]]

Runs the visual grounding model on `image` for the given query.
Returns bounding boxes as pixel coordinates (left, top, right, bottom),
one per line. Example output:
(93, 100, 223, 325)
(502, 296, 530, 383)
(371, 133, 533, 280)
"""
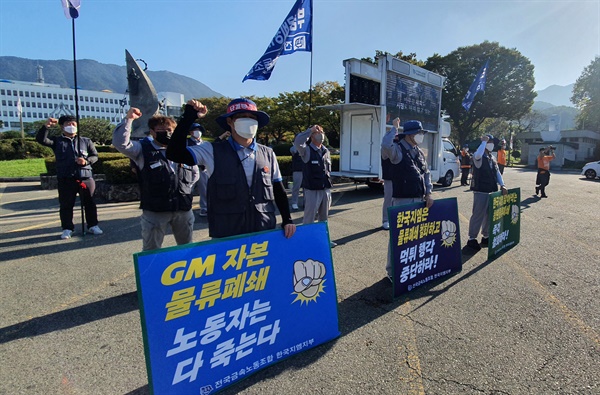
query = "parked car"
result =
(581, 160, 600, 179)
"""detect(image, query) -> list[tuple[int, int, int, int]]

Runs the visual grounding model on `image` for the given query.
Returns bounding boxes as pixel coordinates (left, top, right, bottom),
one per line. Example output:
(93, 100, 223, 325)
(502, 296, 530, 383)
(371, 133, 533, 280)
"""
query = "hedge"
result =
(0, 138, 54, 160)
(43, 151, 129, 176)
(41, 152, 340, 181)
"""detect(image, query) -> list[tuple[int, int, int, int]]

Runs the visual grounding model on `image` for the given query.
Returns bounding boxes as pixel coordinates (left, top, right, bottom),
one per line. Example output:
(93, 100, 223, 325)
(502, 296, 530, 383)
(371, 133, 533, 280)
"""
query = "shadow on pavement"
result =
(0, 291, 139, 344)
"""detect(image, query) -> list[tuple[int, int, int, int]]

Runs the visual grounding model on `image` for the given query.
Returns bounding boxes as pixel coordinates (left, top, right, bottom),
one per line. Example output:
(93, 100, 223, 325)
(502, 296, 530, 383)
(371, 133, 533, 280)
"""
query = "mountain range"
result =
(0, 56, 223, 100)
(534, 83, 575, 108)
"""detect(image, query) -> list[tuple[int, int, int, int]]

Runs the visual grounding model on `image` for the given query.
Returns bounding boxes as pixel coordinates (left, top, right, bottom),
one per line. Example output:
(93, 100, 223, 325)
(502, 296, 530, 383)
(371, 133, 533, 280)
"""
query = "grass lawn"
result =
(0, 158, 46, 177)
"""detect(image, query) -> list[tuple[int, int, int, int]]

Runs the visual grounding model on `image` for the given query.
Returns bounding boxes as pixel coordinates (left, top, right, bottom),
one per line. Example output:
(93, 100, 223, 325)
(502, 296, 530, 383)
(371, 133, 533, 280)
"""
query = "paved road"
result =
(1, 168, 599, 395)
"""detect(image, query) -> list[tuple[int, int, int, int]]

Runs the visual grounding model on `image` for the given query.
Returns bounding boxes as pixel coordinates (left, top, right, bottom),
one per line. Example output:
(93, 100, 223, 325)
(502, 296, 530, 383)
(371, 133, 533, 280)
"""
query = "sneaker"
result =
(480, 237, 489, 247)
(199, 209, 208, 217)
(541, 194, 548, 198)
(61, 229, 73, 239)
(382, 221, 390, 230)
(330, 241, 338, 248)
(466, 239, 481, 251)
(88, 225, 103, 235)
(291, 203, 299, 210)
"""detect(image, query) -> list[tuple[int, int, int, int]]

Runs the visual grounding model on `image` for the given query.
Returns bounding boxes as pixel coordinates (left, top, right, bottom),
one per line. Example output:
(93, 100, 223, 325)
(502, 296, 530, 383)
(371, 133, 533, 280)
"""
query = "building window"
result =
(9, 111, 13, 117)
(42, 93, 46, 98)
(1, 100, 5, 106)
(36, 92, 41, 98)
(69, 95, 73, 100)
(19, 91, 23, 96)
(25, 91, 29, 97)
(33, 113, 38, 118)
(0, 89, 4, 94)
(43, 103, 47, 108)
(7, 90, 12, 96)
(52, 94, 57, 99)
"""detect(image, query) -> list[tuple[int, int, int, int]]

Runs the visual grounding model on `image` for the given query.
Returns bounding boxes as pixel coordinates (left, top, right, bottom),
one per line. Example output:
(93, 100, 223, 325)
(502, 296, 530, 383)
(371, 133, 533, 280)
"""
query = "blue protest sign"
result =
(487, 188, 521, 259)
(388, 198, 462, 297)
(134, 222, 340, 394)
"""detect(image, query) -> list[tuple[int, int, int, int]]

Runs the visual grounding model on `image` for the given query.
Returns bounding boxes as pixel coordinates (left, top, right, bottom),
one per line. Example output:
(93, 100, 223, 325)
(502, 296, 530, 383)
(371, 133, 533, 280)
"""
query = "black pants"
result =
(536, 170, 550, 196)
(461, 168, 470, 185)
(57, 177, 98, 231)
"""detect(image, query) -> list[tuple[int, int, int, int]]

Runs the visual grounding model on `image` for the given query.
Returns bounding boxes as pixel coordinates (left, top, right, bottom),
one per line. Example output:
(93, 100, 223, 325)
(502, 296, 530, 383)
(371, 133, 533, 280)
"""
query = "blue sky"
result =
(1, 0, 598, 99)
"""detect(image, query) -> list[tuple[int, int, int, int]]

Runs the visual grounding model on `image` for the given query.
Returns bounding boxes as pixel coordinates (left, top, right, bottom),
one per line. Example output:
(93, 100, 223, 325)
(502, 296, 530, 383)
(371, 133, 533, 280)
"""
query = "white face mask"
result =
(486, 143, 495, 152)
(234, 118, 259, 139)
(413, 133, 424, 145)
(313, 133, 324, 144)
(63, 125, 77, 135)
(192, 130, 202, 139)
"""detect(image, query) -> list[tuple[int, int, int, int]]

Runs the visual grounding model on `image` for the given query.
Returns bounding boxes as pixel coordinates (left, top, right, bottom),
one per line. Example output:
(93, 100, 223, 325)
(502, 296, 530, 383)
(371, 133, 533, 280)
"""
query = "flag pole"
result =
(308, 47, 313, 126)
(71, 15, 85, 236)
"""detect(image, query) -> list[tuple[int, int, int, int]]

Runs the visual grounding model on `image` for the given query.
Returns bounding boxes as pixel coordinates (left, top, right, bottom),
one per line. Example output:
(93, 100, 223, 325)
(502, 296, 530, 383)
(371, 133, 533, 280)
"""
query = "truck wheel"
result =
(584, 169, 597, 179)
(366, 180, 384, 191)
(441, 170, 454, 187)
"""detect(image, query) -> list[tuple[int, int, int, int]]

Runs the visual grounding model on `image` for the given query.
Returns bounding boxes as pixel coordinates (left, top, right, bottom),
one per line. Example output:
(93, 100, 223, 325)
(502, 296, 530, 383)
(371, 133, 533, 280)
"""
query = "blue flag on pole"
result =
(243, 0, 312, 82)
(461, 59, 489, 112)
(60, 0, 80, 19)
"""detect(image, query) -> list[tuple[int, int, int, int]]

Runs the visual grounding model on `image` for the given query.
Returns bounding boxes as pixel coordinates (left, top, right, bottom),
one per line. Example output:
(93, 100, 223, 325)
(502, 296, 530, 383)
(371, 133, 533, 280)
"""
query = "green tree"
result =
(79, 118, 113, 145)
(425, 41, 536, 145)
(361, 50, 425, 67)
(571, 56, 600, 130)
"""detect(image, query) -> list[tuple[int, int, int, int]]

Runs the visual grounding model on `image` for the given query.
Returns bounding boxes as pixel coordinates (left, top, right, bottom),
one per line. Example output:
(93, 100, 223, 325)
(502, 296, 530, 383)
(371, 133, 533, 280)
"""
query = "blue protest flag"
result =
(461, 59, 489, 112)
(243, 0, 312, 82)
(61, 0, 81, 19)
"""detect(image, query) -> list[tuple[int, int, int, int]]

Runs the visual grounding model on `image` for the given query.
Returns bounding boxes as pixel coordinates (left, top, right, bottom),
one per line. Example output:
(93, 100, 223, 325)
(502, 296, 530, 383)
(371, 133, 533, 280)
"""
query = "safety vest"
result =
(391, 142, 427, 198)
(207, 141, 276, 238)
(138, 139, 195, 212)
(301, 145, 332, 190)
(471, 154, 499, 193)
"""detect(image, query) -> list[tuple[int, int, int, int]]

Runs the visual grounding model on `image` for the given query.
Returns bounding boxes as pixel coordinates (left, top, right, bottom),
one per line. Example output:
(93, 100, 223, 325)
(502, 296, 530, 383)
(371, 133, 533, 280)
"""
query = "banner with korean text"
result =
(134, 222, 340, 395)
(388, 198, 462, 298)
(487, 188, 521, 260)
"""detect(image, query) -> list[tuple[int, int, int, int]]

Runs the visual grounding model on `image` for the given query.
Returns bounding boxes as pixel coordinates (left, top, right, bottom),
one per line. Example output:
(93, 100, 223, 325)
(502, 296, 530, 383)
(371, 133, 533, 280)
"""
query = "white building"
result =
(0, 78, 185, 132)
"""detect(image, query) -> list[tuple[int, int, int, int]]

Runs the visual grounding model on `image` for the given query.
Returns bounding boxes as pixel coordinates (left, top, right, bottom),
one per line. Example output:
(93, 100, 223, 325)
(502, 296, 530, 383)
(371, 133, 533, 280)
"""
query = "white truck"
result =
(321, 54, 460, 188)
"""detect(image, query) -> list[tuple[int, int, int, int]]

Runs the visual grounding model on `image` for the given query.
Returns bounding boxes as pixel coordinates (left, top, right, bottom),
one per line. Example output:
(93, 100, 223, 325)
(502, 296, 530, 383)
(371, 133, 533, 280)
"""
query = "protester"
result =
(497, 141, 507, 174)
(113, 108, 199, 251)
(166, 98, 296, 239)
(36, 115, 103, 239)
(535, 146, 556, 198)
(289, 144, 304, 210)
(381, 118, 434, 279)
(465, 135, 508, 252)
(293, 125, 335, 246)
(381, 128, 400, 230)
(460, 144, 472, 186)
(187, 123, 209, 217)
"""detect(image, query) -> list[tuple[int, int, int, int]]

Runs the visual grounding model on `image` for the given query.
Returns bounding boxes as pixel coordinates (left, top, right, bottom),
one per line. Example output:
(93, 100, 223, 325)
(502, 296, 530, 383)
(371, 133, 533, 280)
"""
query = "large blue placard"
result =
(388, 198, 462, 297)
(134, 222, 340, 394)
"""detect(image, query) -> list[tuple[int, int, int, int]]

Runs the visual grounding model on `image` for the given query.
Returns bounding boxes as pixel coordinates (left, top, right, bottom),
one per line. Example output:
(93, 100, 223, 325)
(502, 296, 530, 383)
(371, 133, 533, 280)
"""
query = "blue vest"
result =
(138, 139, 195, 212)
(301, 145, 332, 190)
(471, 154, 499, 193)
(53, 136, 94, 179)
(207, 141, 276, 238)
(391, 142, 427, 198)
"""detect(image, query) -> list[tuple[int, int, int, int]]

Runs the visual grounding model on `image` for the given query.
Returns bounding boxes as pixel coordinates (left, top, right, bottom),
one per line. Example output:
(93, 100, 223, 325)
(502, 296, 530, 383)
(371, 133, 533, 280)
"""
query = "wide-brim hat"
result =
(216, 98, 270, 131)
(402, 120, 427, 135)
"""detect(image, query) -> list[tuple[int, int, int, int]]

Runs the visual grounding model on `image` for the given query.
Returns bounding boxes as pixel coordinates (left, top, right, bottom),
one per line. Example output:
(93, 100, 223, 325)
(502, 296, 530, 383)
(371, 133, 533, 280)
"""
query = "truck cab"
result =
(321, 55, 459, 187)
